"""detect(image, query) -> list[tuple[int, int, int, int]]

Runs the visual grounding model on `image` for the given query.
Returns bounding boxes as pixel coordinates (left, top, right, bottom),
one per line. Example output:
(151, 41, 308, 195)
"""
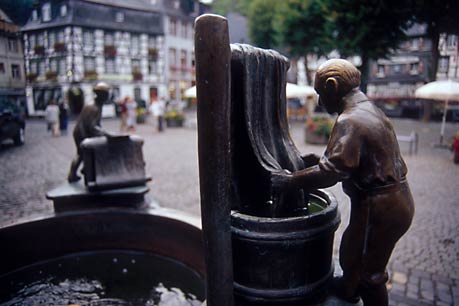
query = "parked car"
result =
(0, 97, 25, 146)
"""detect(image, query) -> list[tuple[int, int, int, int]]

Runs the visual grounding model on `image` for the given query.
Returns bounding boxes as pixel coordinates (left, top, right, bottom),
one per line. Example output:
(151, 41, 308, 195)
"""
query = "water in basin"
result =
(0, 250, 204, 306)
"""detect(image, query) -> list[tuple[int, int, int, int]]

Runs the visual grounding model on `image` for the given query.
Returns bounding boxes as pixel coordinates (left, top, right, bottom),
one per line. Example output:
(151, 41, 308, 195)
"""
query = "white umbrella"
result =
(415, 80, 459, 145)
(184, 86, 197, 98)
(286, 83, 316, 98)
(184, 83, 316, 100)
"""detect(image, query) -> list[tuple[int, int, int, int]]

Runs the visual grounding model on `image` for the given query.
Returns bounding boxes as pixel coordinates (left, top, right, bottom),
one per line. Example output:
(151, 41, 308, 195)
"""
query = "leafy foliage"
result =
(0, 0, 35, 25)
(275, 0, 335, 58)
(246, 0, 280, 49)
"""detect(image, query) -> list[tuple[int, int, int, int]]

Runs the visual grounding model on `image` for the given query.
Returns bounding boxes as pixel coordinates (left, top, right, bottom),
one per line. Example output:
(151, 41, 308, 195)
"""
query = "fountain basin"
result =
(0, 208, 205, 305)
(231, 190, 340, 305)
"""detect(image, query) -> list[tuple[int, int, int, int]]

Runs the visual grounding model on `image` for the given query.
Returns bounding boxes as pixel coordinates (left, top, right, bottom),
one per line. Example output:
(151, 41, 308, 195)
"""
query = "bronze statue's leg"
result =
(68, 155, 82, 182)
(335, 219, 365, 303)
(358, 190, 414, 306)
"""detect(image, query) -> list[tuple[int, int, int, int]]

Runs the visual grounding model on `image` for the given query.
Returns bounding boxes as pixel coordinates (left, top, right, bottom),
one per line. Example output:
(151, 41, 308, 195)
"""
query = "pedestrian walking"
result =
(151, 97, 166, 132)
(126, 97, 137, 132)
(119, 97, 128, 131)
(58, 102, 68, 135)
(45, 100, 60, 136)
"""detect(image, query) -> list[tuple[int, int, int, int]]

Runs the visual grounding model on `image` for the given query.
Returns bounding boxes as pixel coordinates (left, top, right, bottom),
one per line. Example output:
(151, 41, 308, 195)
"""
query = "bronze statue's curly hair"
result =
(315, 59, 361, 96)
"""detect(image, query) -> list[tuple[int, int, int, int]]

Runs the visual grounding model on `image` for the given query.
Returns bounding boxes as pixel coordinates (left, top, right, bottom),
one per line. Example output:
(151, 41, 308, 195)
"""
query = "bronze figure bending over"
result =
(68, 82, 112, 182)
(272, 59, 414, 306)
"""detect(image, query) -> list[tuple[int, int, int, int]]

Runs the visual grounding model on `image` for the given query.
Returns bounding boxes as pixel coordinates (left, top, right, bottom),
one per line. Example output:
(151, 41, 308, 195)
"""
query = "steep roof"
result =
(0, 8, 13, 23)
(21, 0, 163, 34)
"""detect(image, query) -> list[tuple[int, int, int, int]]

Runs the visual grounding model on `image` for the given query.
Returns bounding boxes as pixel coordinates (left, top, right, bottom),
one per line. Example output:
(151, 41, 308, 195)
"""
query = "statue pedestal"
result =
(46, 181, 149, 213)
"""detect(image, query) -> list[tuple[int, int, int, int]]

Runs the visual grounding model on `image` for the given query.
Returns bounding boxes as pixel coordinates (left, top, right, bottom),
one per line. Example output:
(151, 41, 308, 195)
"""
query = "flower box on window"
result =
(45, 70, 58, 81)
(27, 73, 37, 82)
(104, 45, 117, 58)
(84, 70, 98, 80)
(148, 48, 159, 61)
(34, 45, 45, 55)
(54, 42, 66, 53)
(132, 70, 143, 81)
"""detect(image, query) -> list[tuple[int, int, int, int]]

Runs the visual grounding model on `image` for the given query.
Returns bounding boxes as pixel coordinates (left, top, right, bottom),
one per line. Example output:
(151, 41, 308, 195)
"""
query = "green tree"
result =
(0, 0, 35, 25)
(275, 0, 336, 84)
(332, 0, 413, 91)
(247, 0, 280, 49)
(211, 0, 252, 16)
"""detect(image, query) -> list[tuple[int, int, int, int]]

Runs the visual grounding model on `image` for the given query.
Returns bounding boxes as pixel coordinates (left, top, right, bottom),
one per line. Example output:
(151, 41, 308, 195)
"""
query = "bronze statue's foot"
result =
(332, 276, 361, 304)
(68, 174, 81, 183)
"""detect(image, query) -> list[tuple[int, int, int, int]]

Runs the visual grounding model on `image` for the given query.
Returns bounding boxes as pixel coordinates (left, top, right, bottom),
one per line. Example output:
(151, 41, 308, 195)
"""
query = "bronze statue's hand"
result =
(271, 170, 293, 191)
(301, 153, 321, 168)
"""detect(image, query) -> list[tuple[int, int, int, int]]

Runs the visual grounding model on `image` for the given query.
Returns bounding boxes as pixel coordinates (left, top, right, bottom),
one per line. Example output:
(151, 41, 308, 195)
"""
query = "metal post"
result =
(439, 99, 449, 145)
(195, 14, 234, 306)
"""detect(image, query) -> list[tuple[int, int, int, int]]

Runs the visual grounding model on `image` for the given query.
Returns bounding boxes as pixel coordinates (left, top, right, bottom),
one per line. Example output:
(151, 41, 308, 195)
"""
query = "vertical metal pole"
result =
(195, 15, 233, 306)
(440, 99, 448, 145)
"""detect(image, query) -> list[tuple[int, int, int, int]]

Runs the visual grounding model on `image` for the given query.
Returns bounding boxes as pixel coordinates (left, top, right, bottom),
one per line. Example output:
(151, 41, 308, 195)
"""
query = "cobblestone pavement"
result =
(0, 114, 458, 305)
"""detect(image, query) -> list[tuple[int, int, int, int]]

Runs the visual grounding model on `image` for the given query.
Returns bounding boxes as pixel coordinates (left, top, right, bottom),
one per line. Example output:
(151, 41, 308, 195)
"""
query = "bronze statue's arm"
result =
(301, 153, 321, 168)
(272, 165, 341, 192)
(92, 124, 112, 138)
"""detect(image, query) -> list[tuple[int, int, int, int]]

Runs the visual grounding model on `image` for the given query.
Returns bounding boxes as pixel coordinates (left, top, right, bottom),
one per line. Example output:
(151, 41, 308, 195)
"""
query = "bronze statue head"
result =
(314, 59, 361, 114)
(93, 82, 110, 106)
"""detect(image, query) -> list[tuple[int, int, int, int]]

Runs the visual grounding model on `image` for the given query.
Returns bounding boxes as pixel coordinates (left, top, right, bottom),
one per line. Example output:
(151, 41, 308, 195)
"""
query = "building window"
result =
(48, 31, 56, 47)
(37, 33, 44, 46)
(32, 10, 38, 21)
(411, 38, 419, 50)
(104, 32, 114, 45)
(439, 56, 449, 73)
(173, 0, 180, 9)
(377, 65, 385, 77)
(58, 58, 66, 75)
(83, 31, 94, 50)
(38, 60, 46, 76)
(169, 48, 176, 67)
(50, 58, 58, 72)
(28, 35, 36, 50)
(410, 62, 419, 74)
(148, 35, 157, 48)
(29, 61, 38, 74)
(170, 18, 177, 36)
(60, 4, 67, 17)
(132, 59, 141, 71)
(392, 64, 402, 74)
(447, 35, 457, 49)
(42, 3, 51, 22)
(131, 35, 139, 55)
(0, 63, 5, 73)
(11, 64, 21, 80)
(8, 38, 18, 52)
(180, 50, 187, 68)
(116, 12, 124, 23)
(148, 60, 157, 75)
(105, 58, 116, 74)
(57, 30, 64, 42)
(84, 57, 96, 71)
(182, 21, 188, 38)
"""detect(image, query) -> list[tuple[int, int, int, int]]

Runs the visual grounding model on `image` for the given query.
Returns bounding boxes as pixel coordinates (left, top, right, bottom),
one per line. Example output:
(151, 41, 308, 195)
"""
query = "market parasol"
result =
(415, 79, 459, 145)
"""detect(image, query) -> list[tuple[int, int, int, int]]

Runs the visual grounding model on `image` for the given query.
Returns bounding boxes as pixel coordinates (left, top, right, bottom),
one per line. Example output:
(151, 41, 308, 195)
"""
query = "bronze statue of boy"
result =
(68, 82, 112, 182)
(272, 59, 414, 306)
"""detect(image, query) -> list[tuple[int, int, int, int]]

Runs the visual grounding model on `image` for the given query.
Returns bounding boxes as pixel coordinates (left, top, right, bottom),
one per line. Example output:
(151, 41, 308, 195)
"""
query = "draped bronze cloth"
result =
(230, 44, 305, 217)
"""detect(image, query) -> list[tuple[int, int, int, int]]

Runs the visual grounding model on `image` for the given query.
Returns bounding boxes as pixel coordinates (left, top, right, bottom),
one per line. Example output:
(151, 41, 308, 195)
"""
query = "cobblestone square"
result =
(0, 114, 458, 306)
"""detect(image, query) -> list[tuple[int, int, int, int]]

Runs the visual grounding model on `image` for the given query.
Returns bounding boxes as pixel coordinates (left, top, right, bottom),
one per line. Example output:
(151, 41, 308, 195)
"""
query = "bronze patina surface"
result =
(68, 82, 112, 183)
(272, 59, 415, 306)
